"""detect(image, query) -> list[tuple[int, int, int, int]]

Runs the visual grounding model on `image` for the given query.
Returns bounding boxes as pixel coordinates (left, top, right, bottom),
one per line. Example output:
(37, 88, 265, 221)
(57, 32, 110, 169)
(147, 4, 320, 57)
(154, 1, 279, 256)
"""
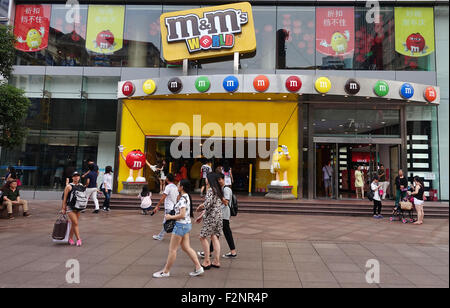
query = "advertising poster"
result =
(395, 7, 435, 57)
(85, 5, 125, 54)
(14, 4, 51, 52)
(316, 7, 355, 57)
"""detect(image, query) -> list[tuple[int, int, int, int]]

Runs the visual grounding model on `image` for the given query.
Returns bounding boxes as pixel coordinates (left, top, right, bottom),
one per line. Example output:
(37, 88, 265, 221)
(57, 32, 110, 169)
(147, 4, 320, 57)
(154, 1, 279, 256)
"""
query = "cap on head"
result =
(72, 171, 81, 177)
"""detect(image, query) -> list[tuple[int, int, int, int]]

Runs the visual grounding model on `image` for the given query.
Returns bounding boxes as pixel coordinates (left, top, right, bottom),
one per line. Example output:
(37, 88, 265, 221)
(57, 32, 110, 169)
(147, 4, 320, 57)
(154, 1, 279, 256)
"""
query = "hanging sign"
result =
(14, 4, 51, 52)
(395, 7, 435, 57)
(85, 5, 125, 54)
(160, 2, 256, 62)
(316, 7, 355, 57)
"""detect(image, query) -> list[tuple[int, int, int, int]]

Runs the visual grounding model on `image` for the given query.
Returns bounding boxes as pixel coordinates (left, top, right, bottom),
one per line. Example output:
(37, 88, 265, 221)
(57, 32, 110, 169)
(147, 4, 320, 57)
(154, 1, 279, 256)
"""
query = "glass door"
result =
(315, 143, 337, 199)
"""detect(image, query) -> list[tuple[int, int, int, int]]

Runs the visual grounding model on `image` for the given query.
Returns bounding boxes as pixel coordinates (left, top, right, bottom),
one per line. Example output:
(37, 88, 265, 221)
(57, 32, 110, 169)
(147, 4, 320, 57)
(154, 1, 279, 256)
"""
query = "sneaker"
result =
(23, 212, 31, 217)
(189, 267, 204, 277)
(153, 271, 170, 278)
(68, 239, 75, 246)
(92, 210, 99, 214)
(222, 252, 237, 259)
(76, 239, 82, 247)
(373, 215, 378, 218)
(153, 235, 163, 241)
(8, 214, 14, 220)
(102, 207, 108, 212)
(377, 215, 384, 219)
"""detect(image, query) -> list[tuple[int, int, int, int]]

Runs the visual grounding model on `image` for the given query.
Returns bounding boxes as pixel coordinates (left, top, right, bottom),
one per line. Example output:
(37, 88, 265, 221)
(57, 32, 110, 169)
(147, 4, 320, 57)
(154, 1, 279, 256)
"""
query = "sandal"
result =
(201, 263, 211, 270)
(211, 264, 221, 268)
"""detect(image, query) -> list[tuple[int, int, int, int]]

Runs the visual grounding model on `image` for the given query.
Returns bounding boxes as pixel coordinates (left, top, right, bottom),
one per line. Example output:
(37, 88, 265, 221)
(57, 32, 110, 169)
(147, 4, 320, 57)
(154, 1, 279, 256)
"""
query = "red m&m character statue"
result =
(118, 145, 157, 182)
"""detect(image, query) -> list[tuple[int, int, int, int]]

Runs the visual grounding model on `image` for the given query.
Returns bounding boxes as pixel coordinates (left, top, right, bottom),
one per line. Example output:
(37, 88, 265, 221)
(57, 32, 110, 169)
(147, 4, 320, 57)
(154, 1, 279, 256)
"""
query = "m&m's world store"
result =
(4, 1, 449, 205)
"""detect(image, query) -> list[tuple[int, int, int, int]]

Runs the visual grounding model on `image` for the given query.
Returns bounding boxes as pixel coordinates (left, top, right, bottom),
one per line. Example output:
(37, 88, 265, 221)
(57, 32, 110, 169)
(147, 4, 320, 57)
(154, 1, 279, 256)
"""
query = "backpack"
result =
(68, 184, 88, 210)
(367, 185, 375, 202)
(230, 193, 238, 216)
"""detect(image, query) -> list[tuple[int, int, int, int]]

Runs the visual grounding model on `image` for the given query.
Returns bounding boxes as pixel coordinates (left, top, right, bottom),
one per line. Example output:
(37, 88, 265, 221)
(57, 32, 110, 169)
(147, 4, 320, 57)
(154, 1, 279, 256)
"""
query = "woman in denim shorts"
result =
(153, 180, 204, 278)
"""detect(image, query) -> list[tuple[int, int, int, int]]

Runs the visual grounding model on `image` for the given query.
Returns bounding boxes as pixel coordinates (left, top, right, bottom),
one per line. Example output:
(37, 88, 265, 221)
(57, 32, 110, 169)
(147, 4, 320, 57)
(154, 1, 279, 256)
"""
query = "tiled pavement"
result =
(0, 200, 448, 288)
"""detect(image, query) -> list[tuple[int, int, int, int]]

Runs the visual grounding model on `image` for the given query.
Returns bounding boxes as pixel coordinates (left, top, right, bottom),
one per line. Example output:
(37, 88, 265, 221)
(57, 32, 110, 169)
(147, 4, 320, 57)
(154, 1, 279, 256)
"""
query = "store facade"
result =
(2, 1, 448, 200)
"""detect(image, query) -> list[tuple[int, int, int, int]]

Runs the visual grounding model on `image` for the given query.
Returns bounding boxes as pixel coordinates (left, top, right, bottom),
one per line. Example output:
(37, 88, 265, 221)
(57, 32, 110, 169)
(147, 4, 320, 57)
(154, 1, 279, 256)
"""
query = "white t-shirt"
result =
(103, 173, 113, 190)
(164, 183, 178, 211)
(174, 193, 191, 224)
(139, 194, 152, 209)
(222, 186, 232, 220)
(224, 169, 232, 186)
(371, 182, 381, 201)
(201, 164, 212, 179)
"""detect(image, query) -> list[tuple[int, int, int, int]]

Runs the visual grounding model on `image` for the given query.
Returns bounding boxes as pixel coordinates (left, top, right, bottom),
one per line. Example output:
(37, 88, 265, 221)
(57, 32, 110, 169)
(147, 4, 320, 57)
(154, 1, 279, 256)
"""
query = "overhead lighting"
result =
(321, 119, 326, 122)
(381, 121, 386, 124)
(267, 97, 272, 100)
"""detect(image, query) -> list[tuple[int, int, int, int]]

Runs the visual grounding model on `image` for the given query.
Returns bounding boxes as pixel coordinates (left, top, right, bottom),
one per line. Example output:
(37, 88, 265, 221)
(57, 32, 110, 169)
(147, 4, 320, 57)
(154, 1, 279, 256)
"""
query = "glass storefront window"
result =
(313, 108, 400, 137)
(277, 6, 315, 69)
(44, 75, 82, 98)
(10, 74, 44, 98)
(82, 76, 120, 99)
(241, 6, 276, 71)
(354, 7, 395, 70)
(85, 99, 118, 131)
(123, 5, 163, 68)
(47, 4, 89, 66)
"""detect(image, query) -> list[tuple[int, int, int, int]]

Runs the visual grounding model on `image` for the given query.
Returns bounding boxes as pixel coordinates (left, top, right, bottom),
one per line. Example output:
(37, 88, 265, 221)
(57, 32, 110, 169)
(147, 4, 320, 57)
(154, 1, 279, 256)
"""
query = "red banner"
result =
(14, 4, 51, 52)
(316, 7, 354, 57)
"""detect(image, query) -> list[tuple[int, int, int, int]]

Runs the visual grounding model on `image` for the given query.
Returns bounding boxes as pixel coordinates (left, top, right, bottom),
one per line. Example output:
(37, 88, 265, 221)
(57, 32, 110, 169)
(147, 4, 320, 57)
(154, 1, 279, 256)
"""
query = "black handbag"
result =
(163, 210, 176, 233)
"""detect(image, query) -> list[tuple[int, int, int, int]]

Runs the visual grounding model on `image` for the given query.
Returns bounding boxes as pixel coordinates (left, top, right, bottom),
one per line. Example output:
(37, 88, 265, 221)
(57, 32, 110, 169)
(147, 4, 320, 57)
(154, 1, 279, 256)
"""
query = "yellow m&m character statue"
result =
(270, 145, 291, 186)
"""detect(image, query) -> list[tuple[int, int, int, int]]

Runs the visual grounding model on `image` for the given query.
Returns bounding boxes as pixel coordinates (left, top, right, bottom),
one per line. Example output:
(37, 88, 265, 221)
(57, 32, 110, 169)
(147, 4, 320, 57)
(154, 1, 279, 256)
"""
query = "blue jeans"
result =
(102, 188, 111, 209)
(172, 222, 192, 237)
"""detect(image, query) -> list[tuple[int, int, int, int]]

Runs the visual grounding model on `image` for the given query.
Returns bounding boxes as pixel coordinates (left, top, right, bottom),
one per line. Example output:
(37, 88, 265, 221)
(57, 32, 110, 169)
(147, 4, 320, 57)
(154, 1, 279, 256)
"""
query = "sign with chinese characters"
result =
(395, 7, 435, 57)
(14, 4, 51, 52)
(316, 7, 354, 57)
(160, 2, 256, 62)
(85, 5, 125, 54)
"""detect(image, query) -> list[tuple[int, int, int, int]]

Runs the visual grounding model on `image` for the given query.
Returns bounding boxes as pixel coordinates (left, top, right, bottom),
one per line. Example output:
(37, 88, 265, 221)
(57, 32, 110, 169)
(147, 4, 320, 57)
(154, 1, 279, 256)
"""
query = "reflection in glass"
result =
(354, 7, 395, 70)
(313, 108, 400, 137)
(123, 5, 163, 68)
(277, 7, 315, 69)
(241, 6, 276, 71)
(47, 4, 89, 66)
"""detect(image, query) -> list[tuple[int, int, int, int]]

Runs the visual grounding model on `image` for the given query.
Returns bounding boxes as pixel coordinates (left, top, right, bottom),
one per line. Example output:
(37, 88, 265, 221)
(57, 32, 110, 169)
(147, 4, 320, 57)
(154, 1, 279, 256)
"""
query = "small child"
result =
(139, 186, 152, 215)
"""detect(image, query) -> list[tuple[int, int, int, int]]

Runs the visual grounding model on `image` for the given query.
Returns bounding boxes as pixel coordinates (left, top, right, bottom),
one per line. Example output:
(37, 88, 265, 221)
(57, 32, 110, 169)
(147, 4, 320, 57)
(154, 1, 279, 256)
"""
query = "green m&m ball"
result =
(374, 80, 389, 97)
(195, 76, 211, 93)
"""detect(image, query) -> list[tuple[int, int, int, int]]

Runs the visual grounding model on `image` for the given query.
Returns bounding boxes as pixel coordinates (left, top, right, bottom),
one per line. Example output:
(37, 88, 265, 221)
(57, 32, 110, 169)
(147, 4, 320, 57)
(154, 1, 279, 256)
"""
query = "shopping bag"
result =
(52, 214, 71, 243)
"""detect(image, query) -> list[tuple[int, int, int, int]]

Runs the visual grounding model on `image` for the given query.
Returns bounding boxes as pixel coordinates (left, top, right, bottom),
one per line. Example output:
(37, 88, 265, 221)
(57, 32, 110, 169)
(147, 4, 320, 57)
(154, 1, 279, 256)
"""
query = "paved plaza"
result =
(0, 200, 448, 288)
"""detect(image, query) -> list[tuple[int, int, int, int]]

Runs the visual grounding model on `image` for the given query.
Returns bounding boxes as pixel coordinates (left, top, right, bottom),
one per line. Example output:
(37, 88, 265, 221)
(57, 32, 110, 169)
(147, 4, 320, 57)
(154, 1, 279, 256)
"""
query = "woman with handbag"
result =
(410, 176, 425, 225)
(355, 166, 364, 199)
(153, 180, 204, 278)
(196, 172, 223, 269)
(61, 172, 84, 247)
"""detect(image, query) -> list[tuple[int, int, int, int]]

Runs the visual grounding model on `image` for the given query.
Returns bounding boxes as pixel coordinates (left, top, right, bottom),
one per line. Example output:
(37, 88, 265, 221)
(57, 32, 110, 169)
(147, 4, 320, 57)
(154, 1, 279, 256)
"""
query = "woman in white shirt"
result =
(102, 166, 113, 212)
(153, 179, 204, 278)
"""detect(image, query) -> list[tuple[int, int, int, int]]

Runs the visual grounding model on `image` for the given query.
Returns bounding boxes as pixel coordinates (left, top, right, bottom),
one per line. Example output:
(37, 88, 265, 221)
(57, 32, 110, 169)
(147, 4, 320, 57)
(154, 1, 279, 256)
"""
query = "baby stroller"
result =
(390, 196, 416, 224)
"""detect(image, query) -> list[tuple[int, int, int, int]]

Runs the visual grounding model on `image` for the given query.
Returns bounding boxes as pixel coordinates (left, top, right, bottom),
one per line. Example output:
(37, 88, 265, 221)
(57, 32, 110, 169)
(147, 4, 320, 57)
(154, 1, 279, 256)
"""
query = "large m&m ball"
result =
(126, 150, 146, 170)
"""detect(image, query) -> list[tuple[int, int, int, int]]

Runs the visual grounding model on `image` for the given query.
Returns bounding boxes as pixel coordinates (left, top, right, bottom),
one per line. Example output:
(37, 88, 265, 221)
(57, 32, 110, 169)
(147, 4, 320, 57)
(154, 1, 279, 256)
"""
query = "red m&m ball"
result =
(122, 81, 135, 97)
(285, 76, 302, 92)
(424, 86, 437, 103)
(126, 150, 146, 170)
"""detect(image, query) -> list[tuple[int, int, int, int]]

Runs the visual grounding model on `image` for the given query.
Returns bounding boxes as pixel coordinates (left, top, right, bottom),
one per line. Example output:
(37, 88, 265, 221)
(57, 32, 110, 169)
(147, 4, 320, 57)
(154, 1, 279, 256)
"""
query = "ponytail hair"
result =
(180, 179, 194, 218)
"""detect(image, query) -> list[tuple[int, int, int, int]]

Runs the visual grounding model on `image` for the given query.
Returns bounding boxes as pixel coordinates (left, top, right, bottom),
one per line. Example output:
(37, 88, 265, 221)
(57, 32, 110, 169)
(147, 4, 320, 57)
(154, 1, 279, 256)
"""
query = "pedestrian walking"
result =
(198, 173, 238, 260)
(371, 175, 383, 219)
(200, 160, 213, 197)
(322, 160, 333, 198)
(84, 164, 100, 214)
(139, 186, 152, 215)
(394, 169, 408, 210)
(101, 166, 113, 212)
(61, 172, 84, 247)
(196, 172, 223, 269)
(158, 160, 168, 194)
(223, 161, 233, 188)
(153, 179, 204, 278)
(410, 176, 425, 225)
(355, 165, 364, 199)
(378, 164, 389, 199)
(152, 173, 178, 241)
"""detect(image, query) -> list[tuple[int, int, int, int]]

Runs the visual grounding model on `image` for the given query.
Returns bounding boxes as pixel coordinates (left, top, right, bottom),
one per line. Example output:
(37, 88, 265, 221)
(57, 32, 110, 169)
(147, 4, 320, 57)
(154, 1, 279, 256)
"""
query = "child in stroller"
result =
(390, 194, 416, 224)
